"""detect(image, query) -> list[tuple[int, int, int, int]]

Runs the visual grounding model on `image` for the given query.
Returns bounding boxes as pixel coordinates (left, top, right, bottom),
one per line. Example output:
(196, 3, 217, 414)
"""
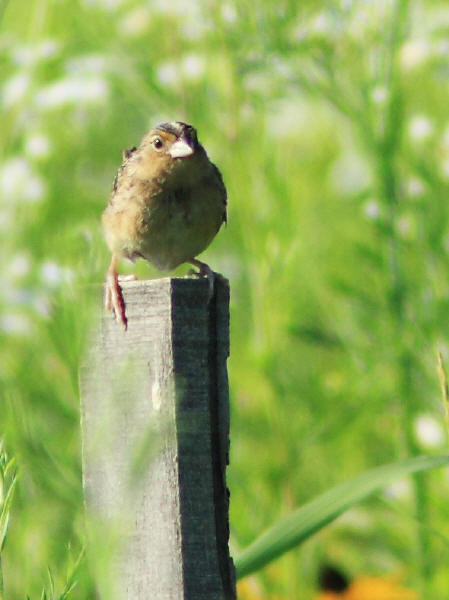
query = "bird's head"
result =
(148, 121, 200, 159)
(134, 121, 208, 186)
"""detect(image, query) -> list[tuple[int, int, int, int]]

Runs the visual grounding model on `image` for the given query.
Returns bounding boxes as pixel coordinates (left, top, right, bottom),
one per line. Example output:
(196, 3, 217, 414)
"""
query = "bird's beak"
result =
(169, 138, 194, 158)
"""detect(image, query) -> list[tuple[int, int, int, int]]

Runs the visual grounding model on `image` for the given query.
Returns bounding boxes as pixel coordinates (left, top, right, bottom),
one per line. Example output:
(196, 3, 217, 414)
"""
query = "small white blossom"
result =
(25, 133, 51, 158)
(400, 40, 430, 70)
(119, 8, 150, 36)
(384, 479, 412, 500)
(406, 177, 425, 197)
(156, 62, 179, 87)
(221, 4, 237, 23)
(40, 261, 64, 285)
(83, 0, 124, 10)
(408, 115, 433, 141)
(331, 152, 370, 194)
(24, 177, 46, 203)
(32, 294, 51, 317)
(12, 39, 60, 67)
(40, 261, 74, 286)
(0, 313, 31, 335)
(152, 0, 198, 17)
(180, 21, 205, 41)
(5, 254, 31, 279)
(0, 157, 46, 203)
(311, 12, 333, 35)
(34, 76, 108, 109)
(414, 414, 445, 448)
(371, 86, 388, 105)
(364, 199, 380, 220)
(182, 54, 205, 80)
(397, 214, 414, 238)
(338, 507, 372, 529)
(2, 73, 31, 107)
(66, 54, 108, 75)
(435, 40, 449, 58)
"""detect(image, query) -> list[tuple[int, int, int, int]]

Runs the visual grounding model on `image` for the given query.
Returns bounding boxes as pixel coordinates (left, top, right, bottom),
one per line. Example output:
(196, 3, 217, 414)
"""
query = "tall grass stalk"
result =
(0, 443, 18, 599)
(377, 1, 432, 592)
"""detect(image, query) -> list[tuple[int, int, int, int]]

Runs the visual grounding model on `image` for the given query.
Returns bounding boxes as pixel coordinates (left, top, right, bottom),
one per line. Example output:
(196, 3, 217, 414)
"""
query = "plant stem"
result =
(377, 0, 432, 593)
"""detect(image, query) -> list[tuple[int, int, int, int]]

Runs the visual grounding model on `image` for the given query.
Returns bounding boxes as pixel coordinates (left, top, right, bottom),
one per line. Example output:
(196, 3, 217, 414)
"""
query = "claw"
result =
(188, 258, 215, 301)
(104, 254, 128, 329)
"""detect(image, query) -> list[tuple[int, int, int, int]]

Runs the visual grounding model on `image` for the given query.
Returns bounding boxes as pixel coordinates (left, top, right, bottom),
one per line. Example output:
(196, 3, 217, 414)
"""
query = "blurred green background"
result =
(1, 0, 449, 598)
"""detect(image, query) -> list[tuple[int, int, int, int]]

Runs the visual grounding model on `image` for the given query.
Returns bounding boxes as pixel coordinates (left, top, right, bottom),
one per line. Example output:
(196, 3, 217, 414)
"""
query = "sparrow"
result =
(102, 121, 227, 328)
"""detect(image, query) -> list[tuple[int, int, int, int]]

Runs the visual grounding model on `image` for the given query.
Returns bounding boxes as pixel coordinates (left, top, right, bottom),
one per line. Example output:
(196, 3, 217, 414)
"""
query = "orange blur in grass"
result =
(237, 573, 417, 600)
(317, 575, 417, 600)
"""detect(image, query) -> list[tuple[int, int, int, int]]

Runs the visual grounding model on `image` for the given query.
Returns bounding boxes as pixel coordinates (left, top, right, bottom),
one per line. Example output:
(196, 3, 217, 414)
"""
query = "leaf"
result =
(0, 467, 18, 551)
(235, 454, 449, 579)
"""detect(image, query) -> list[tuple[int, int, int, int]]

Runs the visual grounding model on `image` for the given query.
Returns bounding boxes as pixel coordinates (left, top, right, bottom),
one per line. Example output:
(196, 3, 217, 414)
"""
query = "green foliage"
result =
(1, 0, 449, 598)
(235, 454, 449, 578)
(0, 442, 18, 596)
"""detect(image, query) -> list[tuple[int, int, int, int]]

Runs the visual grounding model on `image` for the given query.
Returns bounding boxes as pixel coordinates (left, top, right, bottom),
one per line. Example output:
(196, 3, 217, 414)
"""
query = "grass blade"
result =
(235, 454, 449, 579)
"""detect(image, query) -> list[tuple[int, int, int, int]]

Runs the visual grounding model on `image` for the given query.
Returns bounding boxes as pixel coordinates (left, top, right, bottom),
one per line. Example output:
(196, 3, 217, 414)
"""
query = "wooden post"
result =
(80, 276, 235, 600)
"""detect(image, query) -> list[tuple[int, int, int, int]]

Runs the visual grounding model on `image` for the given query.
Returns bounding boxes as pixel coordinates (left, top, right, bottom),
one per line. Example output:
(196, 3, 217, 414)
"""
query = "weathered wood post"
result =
(80, 276, 235, 599)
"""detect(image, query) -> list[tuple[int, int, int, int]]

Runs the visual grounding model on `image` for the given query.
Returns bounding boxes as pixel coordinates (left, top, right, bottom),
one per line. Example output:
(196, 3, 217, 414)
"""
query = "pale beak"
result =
(169, 138, 194, 158)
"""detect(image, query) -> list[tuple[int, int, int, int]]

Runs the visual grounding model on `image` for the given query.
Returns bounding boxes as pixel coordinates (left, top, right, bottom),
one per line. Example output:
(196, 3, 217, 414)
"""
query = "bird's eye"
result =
(153, 137, 163, 149)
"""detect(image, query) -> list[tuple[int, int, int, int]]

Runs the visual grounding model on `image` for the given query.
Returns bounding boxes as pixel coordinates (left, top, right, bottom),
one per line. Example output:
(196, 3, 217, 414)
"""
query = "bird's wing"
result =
(211, 162, 227, 224)
(111, 146, 138, 197)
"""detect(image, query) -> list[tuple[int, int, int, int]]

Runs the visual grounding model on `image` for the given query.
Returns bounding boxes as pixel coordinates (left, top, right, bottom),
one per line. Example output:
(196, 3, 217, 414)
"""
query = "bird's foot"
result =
(188, 259, 215, 301)
(104, 271, 128, 329)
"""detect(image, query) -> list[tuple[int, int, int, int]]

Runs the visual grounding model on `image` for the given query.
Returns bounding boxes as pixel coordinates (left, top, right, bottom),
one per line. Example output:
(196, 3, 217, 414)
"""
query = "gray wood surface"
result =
(80, 276, 235, 599)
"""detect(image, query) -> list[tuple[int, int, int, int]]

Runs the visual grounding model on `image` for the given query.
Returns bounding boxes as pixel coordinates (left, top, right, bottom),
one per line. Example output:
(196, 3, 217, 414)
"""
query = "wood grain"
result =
(80, 276, 235, 599)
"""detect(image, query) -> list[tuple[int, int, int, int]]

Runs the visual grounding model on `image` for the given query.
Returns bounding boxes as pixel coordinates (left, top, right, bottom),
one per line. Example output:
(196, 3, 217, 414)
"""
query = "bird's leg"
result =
(188, 258, 215, 300)
(118, 274, 138, 282)
(104, 253, 127, 328)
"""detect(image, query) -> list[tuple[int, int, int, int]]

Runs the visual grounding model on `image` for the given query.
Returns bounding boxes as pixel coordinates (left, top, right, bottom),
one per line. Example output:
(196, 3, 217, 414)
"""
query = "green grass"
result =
(1, 0, 449, 597)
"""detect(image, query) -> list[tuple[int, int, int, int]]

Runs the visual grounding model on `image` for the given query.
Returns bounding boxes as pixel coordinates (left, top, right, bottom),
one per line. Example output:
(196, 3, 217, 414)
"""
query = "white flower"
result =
(156, 62, 179, 87)
(12, 39, 60, 67)
(40, 261, 64, 285)
(364, 199, 380, 220)
(267, 97, 309, 136)
(331, 152, 370, 194)
(310, 12, 333, 35)
(24, 177, 46, 202)
(400, 40, 430, 70)
(119, 8, 150, 36)
(66, 54, 108, 75)
(32, 294, 51, 317)
(384, 479, 412, 500)
(221, 4, 237, 23)
(83, 0, 124, 10)
(5, 253, 31, 279)
(406, 177, 425, 197)
(34, 76, 108, 109)
(152, 0, 198, 17)
(0, 157, 46, 203)
(414, 414, 445, 448)
(371, 86, 388, 105)
(2, 73, 31, 107)
(397, 214, 414, 238)
(408, 115, 433, 141)
(40, 261, 74, 286)
(25, 133, 51, 158)
(0, 313, 31, 335)
(182, 54, 205, 80)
